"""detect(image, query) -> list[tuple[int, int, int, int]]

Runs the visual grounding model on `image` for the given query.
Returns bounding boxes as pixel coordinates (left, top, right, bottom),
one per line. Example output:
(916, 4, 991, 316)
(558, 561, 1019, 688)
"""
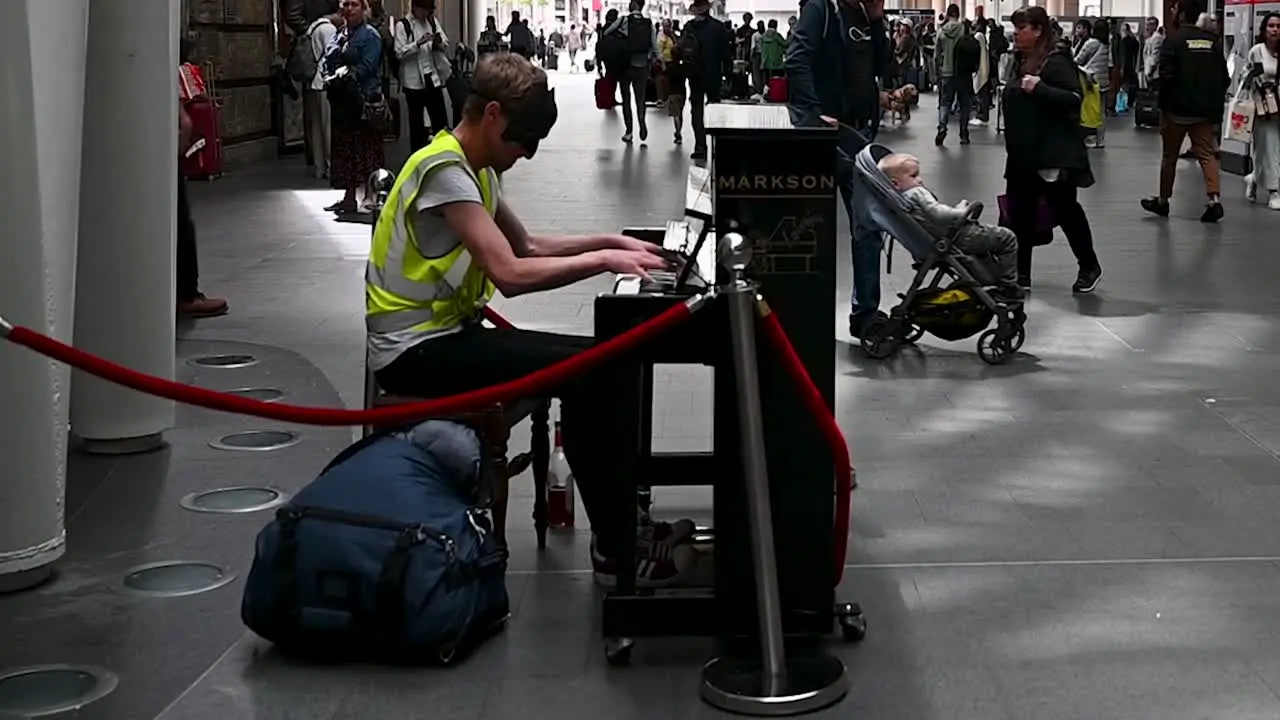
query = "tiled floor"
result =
(4, 72, 1280, 719)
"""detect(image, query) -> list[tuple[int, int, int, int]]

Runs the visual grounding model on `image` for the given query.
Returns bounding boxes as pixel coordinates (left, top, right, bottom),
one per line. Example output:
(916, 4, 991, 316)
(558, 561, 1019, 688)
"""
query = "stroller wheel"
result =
(1007, 325, 1026, 353)
(860, 317, 899, 359)
(977, 329, 1012, 365)
(903, 323, 925, 344)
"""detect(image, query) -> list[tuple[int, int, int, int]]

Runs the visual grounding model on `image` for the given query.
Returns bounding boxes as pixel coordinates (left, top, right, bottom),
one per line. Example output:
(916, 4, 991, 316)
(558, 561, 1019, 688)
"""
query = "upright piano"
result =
(593, 103, 840, 649)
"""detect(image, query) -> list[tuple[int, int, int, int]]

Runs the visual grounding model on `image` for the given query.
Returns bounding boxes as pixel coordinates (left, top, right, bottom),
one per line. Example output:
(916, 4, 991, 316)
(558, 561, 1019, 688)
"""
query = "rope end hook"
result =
(0, 316, 13, 338)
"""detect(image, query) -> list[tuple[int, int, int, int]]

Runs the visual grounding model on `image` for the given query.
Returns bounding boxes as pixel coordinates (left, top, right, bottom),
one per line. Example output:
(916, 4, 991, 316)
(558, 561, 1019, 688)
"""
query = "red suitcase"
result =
(766, 76, 788, 103)
(182, 99, 223, 180)
(595, 76, 617, 110)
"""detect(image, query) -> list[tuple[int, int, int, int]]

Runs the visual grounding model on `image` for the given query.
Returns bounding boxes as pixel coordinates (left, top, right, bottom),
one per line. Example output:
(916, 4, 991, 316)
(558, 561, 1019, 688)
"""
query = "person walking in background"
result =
(604, 0, 661, 145)
(506, 11, 535, 59)
(934, 4, 968, 146)
(682, 0, 731, 161)
(1244, 12, 1280, 209)
(1142, 17, 1164, 85)
(1141, 0, 1228, 222)
(760, 19, 787, 86)
(1074, 17, 1111, 147)
(1001, 6, 1103, 295)
(567, 23, 583, 70)
(394, 0, 451, 152)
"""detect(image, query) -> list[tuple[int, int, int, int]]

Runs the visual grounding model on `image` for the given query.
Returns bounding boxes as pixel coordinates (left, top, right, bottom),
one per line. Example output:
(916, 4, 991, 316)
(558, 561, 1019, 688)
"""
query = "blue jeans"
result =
(936, 76, 973, 134)
(836, 124, 883, 323)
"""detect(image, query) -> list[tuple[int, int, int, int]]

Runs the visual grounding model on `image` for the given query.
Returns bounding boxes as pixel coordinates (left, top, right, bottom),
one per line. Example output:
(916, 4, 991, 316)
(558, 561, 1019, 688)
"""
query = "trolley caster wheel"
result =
(860, 318, 899, 360)
(977, 329, 1011, 365)
(835, 602, 867, 643)
(604, 637, 634, 666)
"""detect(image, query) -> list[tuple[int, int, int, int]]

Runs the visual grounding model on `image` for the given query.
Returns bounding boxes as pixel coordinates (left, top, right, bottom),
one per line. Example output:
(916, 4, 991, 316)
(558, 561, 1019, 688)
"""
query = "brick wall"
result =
(186, 0, 297, 168)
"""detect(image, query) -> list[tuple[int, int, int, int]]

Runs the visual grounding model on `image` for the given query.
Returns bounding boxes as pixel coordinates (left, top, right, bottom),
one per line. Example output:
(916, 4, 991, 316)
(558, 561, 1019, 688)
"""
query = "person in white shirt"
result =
(394, 0, 452, 150)
(1141, 17, 1163, 86)
(303, 2, 342, 179)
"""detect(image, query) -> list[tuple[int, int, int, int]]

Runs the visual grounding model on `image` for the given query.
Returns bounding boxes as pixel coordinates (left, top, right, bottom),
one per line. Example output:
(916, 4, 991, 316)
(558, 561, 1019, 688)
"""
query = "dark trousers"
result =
(975, 79, 993, 122)
(689, 79, 723, 151)
(376, 326, 625, 555)
(1003, 174, 1100, 283)
(177, 175, 200, 302)
(403, 85, 450, 152)
(617, 64, 650, 136)
(937, 75, 974, 135)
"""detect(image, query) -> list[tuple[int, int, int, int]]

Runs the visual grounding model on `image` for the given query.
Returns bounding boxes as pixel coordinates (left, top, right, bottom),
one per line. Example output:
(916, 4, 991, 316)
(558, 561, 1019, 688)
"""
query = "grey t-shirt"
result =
(366, 163, 498, 371)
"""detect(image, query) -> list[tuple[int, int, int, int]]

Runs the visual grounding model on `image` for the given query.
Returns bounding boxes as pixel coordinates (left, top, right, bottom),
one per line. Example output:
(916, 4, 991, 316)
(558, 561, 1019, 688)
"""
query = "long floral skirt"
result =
(330, 124, 385, 190)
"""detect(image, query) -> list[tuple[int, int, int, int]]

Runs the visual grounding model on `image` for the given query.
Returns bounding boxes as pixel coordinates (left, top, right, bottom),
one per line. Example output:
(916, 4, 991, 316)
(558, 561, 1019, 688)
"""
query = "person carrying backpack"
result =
(680, 0, 731, 160)
(291, 1, 343, 180)
(939, 17, 980, 145)
(602, 0, 661, 145)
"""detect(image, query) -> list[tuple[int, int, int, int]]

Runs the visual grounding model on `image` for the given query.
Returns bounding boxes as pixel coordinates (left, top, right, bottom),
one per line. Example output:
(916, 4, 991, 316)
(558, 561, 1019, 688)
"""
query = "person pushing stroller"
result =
(878, 152, 1022, 304)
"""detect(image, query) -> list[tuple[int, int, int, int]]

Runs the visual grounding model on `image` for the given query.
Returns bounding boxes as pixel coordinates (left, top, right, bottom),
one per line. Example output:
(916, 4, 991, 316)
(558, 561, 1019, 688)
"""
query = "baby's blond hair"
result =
(876, 153, 919, 180)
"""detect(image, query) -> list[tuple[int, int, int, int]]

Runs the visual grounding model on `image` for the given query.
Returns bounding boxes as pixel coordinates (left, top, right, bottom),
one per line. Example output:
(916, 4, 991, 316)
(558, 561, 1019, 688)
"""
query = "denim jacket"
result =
(325, 23, 384, 100)
(785, 0, 888, 128)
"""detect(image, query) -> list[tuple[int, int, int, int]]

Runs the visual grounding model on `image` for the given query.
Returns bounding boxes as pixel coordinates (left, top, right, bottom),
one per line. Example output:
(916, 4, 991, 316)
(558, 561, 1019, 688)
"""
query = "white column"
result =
(70, 0, 179, 454)
(0, 0, 90, 589)
(468, 0, 487, 45)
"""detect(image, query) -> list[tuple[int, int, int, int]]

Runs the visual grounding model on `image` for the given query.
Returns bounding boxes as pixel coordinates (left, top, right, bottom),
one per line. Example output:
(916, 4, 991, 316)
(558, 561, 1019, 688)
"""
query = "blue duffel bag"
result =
(241, 420, 510, 665)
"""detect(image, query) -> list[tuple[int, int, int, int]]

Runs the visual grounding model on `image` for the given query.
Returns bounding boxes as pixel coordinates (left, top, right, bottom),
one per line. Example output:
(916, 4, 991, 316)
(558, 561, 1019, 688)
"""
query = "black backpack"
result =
(626, 16, 653, 55)
(677, 23, 701, 67)
(954, 34, 981, 75)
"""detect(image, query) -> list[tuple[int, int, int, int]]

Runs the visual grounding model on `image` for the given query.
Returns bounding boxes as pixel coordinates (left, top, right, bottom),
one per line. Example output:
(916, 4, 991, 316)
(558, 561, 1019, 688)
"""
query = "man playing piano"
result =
(366, 52, 695, 587)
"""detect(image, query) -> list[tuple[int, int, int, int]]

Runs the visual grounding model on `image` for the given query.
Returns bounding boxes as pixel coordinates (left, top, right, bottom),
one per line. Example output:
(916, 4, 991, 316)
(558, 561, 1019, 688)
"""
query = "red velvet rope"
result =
(2, 302, 692, 427)
(758, 307, 853, 583)
(1, 298, 851, 581)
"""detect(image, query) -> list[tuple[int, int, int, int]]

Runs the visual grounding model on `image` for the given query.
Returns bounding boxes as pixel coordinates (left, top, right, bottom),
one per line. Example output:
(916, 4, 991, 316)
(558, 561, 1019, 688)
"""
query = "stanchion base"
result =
(76, 433, 166, 456)
(0, 565, 54, 594)
(700, 654, 849, 717)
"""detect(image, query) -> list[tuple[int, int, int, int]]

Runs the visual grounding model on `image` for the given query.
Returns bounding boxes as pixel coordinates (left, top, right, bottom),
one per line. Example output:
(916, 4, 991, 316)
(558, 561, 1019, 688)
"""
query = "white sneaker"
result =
(1246, 174, 1258, 203)
(968, 118, 988, 127)
(1269, 192, 1280, 211)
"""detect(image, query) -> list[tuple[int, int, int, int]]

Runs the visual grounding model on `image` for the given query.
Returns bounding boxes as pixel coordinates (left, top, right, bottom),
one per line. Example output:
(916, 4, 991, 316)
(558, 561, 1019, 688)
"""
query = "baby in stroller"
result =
(877, 153, 1023, 304)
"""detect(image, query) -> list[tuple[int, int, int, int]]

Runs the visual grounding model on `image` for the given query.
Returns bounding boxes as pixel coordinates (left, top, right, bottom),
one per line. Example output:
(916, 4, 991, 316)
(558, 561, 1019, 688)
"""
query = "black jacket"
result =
(1000, 49, 1093, 186)
(683, 14, 732, 90)
(1157, 26, 1229, 120)
(785, 0, 889, 127)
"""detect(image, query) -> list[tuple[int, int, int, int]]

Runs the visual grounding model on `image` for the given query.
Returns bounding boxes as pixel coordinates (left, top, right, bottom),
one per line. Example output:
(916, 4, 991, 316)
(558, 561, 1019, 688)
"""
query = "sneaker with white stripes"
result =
(591, 533, 698, 589)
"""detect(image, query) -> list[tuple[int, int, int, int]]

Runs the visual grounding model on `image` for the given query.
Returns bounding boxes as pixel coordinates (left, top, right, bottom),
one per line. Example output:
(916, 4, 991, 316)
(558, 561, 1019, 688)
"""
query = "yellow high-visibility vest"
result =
(366, 131, 499, 339)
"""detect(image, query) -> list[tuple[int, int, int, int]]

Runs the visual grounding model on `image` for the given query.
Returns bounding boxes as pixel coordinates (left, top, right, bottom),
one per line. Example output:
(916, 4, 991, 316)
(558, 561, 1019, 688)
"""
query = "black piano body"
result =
(593, 103, 840, 646)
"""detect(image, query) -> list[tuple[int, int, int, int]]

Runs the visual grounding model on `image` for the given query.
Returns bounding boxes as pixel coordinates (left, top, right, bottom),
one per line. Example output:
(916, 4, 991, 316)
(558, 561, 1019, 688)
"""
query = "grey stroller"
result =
(853, 143, 1026, 365)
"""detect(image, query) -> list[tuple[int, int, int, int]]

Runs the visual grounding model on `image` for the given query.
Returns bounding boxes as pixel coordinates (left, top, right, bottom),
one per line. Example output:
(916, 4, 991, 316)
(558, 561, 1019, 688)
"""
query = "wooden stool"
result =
(363, 371, 551, 549)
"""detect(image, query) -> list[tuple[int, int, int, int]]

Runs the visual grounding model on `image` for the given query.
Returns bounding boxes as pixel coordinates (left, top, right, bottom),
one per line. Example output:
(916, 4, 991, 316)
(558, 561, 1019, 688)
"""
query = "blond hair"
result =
(877, 153, 918, 179)
(462, 52, 549, 121)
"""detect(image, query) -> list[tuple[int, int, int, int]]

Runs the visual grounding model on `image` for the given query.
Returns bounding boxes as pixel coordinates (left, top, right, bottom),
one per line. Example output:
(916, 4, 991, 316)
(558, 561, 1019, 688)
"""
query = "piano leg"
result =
(637, 363, 654, 515)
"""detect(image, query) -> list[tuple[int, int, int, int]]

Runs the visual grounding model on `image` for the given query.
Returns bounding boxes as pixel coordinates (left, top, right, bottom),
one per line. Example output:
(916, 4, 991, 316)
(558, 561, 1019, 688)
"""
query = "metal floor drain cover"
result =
(0, 665, 118, 717)
(226, 387, 285, 402)
(187, 354, 258, 369)
(209, 430, 300, 452)
(180, 486, 289, 514)
(122, 561, 234, 597)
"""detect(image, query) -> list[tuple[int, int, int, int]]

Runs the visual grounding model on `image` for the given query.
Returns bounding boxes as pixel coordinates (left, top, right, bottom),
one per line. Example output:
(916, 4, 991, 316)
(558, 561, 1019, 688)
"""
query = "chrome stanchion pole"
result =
(700, 233, 849, 717)
(361, 169, 396, 439)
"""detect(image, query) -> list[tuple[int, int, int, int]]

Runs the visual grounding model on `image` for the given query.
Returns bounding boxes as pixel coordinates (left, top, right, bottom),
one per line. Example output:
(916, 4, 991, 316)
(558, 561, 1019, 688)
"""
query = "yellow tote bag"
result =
(1079, 70, 1103, 130)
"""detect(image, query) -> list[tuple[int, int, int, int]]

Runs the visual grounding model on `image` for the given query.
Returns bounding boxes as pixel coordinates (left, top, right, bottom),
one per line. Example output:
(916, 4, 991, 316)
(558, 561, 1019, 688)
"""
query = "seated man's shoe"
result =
(591, 534, 698, 589)
(178, 294, 228, 318)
